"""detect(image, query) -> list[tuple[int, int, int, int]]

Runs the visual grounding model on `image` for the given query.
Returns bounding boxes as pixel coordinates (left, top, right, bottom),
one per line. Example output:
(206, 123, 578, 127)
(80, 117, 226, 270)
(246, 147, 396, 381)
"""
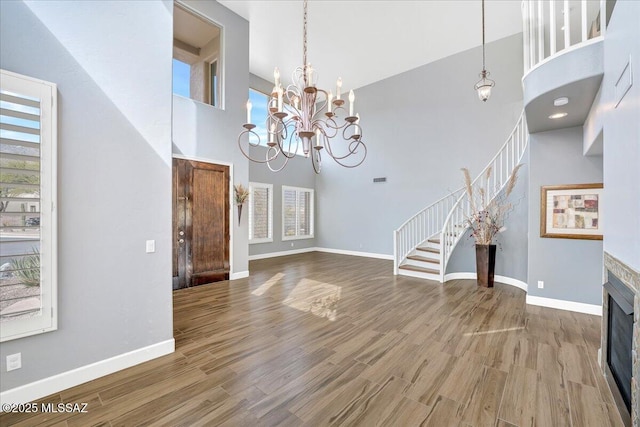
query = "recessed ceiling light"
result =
(554, 97, 569, 106)
(549, 112, 568, 119)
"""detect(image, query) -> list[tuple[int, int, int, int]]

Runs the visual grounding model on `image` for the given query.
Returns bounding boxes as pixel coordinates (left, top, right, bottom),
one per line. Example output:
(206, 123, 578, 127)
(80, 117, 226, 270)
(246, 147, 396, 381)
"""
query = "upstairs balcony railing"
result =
(523, 0, 606, 73)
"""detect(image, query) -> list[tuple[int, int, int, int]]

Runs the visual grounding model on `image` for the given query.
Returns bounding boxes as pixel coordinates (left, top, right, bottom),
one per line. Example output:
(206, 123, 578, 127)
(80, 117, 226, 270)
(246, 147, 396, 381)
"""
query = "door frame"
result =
(172, 154, 235, 280)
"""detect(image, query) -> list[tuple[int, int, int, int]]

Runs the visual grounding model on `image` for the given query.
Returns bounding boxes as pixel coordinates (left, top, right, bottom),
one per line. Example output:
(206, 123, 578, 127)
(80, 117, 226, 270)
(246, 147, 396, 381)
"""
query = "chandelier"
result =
(238, 0, 367, 173)
(474, 0, 495, 102)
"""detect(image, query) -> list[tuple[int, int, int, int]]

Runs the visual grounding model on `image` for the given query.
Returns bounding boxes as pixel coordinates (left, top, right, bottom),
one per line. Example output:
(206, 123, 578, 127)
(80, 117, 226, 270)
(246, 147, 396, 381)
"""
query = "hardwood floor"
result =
(0, 252, 623, 426)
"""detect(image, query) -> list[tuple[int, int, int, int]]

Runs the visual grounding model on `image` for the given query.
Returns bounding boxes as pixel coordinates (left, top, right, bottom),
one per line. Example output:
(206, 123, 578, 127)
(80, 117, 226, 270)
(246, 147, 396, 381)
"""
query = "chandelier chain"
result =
(303, 0, 308, 77)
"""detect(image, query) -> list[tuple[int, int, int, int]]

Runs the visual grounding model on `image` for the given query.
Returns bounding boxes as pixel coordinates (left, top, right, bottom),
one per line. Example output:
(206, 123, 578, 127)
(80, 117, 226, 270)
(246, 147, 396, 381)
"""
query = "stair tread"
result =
(427, 238, 441, 244)
(416, 246, 440, 254)
(406, 255, 440, 264)
(399, 264, 440, 275)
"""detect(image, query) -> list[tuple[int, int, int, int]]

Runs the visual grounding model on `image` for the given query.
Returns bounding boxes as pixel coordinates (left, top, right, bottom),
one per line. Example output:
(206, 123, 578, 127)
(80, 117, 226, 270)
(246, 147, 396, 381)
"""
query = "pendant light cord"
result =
(481, 0, 486, 71)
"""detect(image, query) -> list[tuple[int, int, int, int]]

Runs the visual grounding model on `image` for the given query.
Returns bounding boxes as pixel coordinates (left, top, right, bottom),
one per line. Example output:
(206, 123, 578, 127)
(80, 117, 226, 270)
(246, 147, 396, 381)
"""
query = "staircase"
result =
(394, 112, 528, 282)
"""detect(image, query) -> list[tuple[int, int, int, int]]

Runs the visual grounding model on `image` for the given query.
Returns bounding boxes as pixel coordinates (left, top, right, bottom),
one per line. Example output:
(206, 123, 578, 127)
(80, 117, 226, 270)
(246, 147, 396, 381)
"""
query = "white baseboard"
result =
(526, 295, 602, 316)
(0, 339, 175, 405)
(443, 273, 528, 292)
(248, 247, 316, 261)
(230, 271, 249, 280)
(315, 247, 394, 260)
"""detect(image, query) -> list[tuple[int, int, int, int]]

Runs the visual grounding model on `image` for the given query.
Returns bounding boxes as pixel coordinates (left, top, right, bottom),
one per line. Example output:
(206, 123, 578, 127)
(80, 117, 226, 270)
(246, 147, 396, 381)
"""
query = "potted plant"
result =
(234, 183, 250, 225)
(461, 164, 522, 287)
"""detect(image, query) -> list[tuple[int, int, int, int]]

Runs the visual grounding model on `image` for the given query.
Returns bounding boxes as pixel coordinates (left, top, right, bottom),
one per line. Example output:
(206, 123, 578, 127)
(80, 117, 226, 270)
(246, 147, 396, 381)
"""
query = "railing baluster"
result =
(600, 0, 606, 37)
(538, 0, 544, 61)
(581, 0, 588, 42)
(550, 0, 557, 55)
(529, 0, 536, 68)
(564, 0, 570, 49)
(522, 0, 530, 72)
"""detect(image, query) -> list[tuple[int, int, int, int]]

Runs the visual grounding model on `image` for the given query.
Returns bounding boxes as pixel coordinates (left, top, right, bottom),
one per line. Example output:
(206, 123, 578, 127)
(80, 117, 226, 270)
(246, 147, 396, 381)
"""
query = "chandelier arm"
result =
(329, 141, 367, 168)
(266, 146, 290, 172)
(311, 146, 321, 174)
(237, 130, 282, 164)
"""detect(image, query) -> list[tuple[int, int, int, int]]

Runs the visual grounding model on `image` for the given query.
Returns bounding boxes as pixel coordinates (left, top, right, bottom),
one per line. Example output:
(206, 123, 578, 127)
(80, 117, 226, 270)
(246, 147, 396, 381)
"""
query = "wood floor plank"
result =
(497, 365, 538, 427)
(460, 365, 508, 427)
(568, 381, 625, 427)
(0, 253, 622, 427)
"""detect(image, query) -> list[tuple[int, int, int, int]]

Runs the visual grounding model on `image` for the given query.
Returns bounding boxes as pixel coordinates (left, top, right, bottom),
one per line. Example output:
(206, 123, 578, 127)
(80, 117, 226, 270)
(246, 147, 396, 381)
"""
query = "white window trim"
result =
(248, 182, 273, 244)
(1, 69, 58, 342)
(281, 185, 315, 241)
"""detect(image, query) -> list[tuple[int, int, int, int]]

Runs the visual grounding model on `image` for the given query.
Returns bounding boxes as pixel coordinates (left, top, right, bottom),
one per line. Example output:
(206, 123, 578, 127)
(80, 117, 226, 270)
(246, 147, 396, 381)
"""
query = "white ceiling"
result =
(219, 0, 524, 91)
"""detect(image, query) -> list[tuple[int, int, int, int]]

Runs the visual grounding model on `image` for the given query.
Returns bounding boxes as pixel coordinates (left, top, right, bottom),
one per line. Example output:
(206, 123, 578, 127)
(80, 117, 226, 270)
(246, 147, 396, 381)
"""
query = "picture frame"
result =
(540, 183, 603, 240)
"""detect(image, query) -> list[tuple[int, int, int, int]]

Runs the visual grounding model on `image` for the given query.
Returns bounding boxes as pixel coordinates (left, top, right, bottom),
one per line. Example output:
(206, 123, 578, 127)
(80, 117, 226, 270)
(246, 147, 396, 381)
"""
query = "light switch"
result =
(146, 240, 155, 253)
(7, 353, 21, 371)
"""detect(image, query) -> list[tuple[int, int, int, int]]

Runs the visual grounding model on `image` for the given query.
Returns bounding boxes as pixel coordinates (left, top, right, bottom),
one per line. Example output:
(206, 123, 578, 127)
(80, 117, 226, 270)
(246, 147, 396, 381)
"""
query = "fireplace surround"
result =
(602, 252, 640, 427)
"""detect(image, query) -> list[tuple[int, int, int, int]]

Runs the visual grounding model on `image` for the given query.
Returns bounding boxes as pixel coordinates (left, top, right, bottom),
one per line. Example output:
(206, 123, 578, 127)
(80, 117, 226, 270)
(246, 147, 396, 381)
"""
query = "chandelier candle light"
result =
(474, 0, 495, 102)
(238, 0, 367, 173)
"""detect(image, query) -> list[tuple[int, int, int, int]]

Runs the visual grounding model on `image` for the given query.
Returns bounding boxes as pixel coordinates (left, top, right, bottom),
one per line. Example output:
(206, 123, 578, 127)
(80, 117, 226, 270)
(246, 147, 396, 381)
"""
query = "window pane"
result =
(210, 61, 217, 107)
(251, 187, 269, 239)
(172, 58, 190, 98)
(283, 189, 297, 237)
(298, 191, 310, 236)
(0, 90, 42, 321)
(249, 89, 269, 145)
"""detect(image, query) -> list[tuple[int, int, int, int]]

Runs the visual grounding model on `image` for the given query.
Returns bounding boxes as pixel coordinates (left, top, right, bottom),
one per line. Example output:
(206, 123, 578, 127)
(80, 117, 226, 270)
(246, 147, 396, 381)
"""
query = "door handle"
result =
(179, 231, 185, 236)
(178, 238, 184, 244)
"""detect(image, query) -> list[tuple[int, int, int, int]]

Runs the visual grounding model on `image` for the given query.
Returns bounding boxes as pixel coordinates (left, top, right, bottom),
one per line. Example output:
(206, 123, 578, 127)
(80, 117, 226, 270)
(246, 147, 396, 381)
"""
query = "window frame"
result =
(248, 181, 273, 244)
(281, 185, 315, 241)
(0, 69, 58, 342)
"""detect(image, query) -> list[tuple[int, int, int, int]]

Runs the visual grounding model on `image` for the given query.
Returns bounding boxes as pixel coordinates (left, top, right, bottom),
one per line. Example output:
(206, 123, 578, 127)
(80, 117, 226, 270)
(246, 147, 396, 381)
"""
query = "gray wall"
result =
(601, 0, 640, 272)
(447, 148, 529, 283)
(0, 0, 174, 390)
(172, 0, 250, 275)
(527, 127, 604, 305)
(247, 73, 317, 257)
(249, 145, 317, 256)
(316, 34, 524, 255)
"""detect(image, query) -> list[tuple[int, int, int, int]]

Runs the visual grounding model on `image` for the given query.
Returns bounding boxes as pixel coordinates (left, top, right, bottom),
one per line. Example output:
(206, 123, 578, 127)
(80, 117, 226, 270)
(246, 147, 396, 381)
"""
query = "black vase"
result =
(475, 244, 496, 288)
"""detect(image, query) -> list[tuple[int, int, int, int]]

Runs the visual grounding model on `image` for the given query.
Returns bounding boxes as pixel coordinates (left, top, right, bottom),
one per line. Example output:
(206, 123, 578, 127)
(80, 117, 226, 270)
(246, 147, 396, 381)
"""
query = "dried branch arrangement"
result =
(461, 164, 523, 245)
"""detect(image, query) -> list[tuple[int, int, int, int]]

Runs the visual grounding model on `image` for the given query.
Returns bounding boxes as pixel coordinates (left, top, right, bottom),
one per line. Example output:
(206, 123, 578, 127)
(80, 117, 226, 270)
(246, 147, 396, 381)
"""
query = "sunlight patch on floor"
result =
(463, 326, 525, 336)
(251, 273, 284, 296)
(283, 278, 342, 321)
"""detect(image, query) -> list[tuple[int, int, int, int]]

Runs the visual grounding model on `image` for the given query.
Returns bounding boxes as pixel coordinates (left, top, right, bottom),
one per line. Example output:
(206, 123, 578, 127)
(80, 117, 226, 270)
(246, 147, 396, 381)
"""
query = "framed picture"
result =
(540, 183, 603, 240)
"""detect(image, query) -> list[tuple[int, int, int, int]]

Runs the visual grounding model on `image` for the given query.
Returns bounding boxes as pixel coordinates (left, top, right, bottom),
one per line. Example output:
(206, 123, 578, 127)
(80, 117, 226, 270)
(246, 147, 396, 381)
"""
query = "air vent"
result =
(373, 177, 387, 183)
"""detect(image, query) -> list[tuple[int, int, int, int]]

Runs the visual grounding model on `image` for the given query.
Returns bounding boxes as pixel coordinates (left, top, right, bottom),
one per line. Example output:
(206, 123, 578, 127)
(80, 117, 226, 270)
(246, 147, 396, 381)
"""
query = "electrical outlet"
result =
(6, 353, 21, 371)
(538, 280, 544, 289)
(146, 240, 155, 253)
(290, 242, 294, 247)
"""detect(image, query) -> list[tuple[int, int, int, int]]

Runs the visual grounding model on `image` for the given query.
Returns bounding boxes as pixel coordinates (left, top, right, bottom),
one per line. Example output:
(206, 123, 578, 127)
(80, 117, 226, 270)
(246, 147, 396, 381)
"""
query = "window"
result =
(248, 88, 306, 156)
(282, 186, 314, 240)
(209, 60, 218, 107)
(0, 69, 57, 342)
(172, 58, 191, 98)
(173, 2, 223, 108)
(248, 182, 273, 244)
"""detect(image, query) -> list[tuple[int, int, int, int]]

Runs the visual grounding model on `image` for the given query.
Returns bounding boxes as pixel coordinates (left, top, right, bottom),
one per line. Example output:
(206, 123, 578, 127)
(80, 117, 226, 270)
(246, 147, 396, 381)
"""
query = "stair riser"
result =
(398, 269, 441, 281)
(404, 258, 441, 269)
(412, 250, 440, 262)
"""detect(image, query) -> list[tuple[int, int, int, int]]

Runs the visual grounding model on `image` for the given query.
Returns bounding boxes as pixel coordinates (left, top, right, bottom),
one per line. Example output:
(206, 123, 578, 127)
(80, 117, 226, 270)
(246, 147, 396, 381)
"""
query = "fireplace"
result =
(605, 274, 634, 413)
(602, 252, 639, 427)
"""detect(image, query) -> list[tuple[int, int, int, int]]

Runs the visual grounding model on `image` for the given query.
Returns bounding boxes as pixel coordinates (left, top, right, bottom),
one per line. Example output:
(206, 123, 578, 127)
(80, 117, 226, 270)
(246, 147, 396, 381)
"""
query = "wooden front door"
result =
(173, 158, 230, 289)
